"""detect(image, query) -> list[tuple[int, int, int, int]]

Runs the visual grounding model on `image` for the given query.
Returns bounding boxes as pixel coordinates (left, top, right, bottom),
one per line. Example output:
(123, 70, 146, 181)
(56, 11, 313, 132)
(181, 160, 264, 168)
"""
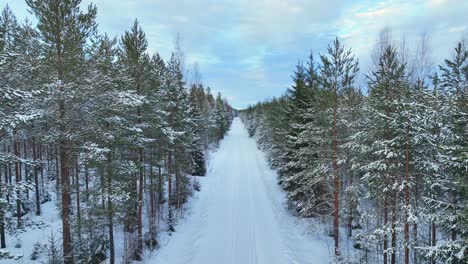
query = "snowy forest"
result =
(241, 29, 468, 263)
(0, 1, 234, 263)
(1, 0, 467, 264)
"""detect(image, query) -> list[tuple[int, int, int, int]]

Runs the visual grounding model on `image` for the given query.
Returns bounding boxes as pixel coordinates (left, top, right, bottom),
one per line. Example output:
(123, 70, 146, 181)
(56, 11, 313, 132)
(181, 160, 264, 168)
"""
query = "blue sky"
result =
(3, 0, 467, 109)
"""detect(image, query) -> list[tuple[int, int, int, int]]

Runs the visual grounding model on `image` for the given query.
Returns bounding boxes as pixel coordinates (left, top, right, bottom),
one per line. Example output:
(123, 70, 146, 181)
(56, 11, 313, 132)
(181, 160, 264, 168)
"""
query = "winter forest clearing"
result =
(1, 0, 468, 264)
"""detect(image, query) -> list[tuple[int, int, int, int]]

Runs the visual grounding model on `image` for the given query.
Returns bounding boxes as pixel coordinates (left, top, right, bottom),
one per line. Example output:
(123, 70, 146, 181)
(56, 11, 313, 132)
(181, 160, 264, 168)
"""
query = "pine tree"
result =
(320, 38, 359, 257)
(0, 5, 42, 251)
(240, 29, 467, 264)
(25, 0, 97, 262)
(340, 86, 364, 240)
(84, 34, 126, 264)
(350, 44, 410, 264)
(433, 39, 468, 263)
(119, 18, 149, 261)
(1, 3, 235, 262)
(0, 5, 18, 52)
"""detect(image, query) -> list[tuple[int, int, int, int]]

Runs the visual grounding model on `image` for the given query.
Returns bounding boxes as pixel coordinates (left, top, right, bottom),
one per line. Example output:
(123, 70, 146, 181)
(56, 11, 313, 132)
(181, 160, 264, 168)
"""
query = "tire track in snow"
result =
(147, 118, 330, 264)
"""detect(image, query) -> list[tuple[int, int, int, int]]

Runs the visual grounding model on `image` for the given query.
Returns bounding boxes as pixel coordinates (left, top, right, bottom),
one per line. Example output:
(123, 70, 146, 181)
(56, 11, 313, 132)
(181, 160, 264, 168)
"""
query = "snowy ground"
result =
(146, 118, 331, 264)
(0, 197, 63, 263)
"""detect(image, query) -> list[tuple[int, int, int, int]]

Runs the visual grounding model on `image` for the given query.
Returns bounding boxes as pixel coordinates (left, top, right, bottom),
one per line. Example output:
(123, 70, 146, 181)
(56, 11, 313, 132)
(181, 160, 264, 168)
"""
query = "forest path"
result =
(147, 118, 330, 264)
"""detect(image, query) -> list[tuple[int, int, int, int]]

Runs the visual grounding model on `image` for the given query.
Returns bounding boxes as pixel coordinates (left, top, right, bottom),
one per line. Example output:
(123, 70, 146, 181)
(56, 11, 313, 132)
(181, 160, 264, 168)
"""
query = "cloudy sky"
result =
(4, 0, 467, 108)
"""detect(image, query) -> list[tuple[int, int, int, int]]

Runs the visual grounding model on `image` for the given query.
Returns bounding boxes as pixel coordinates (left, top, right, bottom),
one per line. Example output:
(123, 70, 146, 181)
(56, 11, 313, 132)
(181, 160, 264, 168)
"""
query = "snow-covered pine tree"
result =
(1, 3, 235, 262)
(119, 18, 150, 261)
(240, 28, 467, 264)
(161, 52, 191, 228)
(0, 5, 43, 254)
(319, 38, 359, 257)
(25, 1, 98, 262)
(350, 43, 411, 264)
(0, 5, 17, 52)
(79, 33, 147, 264)
(340, 86, 364, 240)
(430, 39, 468, 263)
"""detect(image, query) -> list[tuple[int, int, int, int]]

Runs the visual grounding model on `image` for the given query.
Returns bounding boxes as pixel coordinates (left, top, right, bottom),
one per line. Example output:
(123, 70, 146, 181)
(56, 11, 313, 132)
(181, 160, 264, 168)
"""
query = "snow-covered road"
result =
(148, 118, 330, 264)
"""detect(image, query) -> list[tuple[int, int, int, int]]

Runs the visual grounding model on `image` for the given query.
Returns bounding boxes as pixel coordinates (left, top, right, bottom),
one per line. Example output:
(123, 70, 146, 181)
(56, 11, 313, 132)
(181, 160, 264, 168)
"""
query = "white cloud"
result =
(333, 0, 468, 73)
(3, 0, 467, 108)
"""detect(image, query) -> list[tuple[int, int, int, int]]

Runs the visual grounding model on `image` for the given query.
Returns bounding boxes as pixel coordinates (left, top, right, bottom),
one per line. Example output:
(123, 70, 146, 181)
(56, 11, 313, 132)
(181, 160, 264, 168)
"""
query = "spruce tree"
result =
(189, 84, 207, 176)
(279, 61, 310, 202)
(214, 93, 228, 142)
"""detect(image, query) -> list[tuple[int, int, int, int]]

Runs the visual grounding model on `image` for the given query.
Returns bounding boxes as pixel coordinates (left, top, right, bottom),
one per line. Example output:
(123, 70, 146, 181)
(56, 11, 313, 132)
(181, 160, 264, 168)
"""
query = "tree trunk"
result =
(55, 148, 60, 189)
(136, 148, 144, 260)
(150, 165, 156, 239)
(168, 152, 173, 226)
(3, 144, 8, 185)
(6, 144, 11, 204)
(413, 169, 419, 264)
(391, 192, 397, 264)
(59, 98, 72, 262)
(60, 139, 72, 264)
(0, 163, 6, 248)
(348, 171, 353, 238)
(33, 136, 41, 215)
(75, 161, 82, 238)
(107, 151, 115, 264)
(24, 140, 29, 199)
(404, 127, 410, 264)
(0, 207, 5, 248)
(39, 144, 44, 191)
(84, 164, 89, 202)
(14, 137, 21, 227)
(176, 169, 181, 217)
(158, 165, 163, 207)
(332, 83, 340, 256)
(384, 197, 388, 264)
(431, 222, 436, 264)
(451, 194, 457, 241)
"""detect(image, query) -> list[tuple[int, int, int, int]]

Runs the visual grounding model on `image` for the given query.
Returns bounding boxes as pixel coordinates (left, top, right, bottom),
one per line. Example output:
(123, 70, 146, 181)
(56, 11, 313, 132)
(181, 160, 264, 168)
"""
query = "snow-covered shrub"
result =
(30, 242, 46, 260)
